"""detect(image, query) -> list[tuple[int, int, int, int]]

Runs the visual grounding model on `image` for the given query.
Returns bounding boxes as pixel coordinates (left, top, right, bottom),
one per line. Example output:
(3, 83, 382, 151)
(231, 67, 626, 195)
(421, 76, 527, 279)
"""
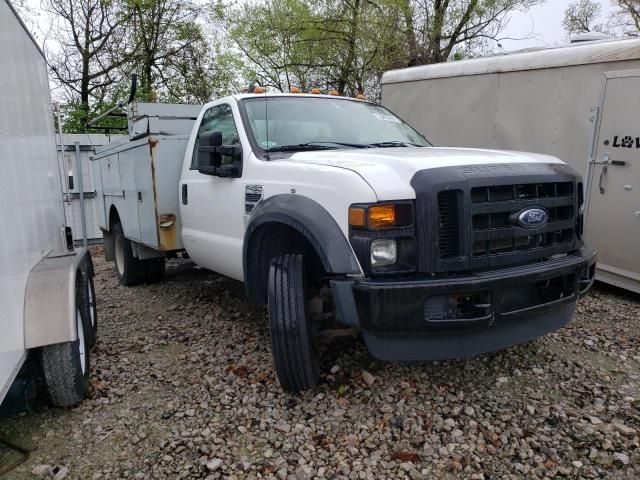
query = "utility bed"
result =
(93, 103, 201, 254)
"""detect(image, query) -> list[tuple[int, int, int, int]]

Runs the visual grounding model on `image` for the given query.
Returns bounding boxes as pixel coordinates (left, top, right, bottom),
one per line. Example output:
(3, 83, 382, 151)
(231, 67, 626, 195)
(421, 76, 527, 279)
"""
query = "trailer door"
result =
(585, 70, 640, 293)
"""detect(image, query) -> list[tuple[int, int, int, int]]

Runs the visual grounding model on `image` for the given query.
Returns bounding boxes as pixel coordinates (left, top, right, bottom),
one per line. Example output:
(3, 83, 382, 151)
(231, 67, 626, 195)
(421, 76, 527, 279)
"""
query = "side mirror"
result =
(216, 164, 239, 177)
(197, 131, 242, 177)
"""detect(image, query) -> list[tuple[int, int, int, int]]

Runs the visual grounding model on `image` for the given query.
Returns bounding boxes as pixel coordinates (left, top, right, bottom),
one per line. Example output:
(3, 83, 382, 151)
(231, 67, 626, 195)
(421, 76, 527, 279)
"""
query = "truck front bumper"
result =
(331, 248, 596, 361)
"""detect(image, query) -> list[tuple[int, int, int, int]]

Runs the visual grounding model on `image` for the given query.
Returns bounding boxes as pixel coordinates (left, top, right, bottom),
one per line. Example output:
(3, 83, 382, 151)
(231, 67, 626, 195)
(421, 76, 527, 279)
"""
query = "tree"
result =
(402, 0, 544, 66)
(222, 0, 543, 98)
(126, 0, 226, 103)
(611, 0, 640, 34)
(43, 0, 131, 126)
(562, 0, 603, 34)
(11, 0, 41, 34)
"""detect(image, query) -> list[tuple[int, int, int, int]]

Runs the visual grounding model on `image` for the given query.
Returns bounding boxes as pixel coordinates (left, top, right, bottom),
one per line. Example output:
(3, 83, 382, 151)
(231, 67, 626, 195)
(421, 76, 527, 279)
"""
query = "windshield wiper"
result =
(265, 141, 369, 152)
(265, 144, 336, 152)
(368, 141, 425, 148)
(305, 141, 369, 149)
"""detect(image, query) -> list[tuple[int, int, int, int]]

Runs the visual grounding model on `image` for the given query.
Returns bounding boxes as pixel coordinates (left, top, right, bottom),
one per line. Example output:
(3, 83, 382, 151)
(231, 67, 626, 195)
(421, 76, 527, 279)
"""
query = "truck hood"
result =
(286, 146, 564, 200)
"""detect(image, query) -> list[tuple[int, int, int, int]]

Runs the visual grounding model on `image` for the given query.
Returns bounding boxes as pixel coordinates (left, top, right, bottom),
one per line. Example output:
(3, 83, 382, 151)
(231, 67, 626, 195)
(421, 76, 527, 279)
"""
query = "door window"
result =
(191, 104, 240, 168)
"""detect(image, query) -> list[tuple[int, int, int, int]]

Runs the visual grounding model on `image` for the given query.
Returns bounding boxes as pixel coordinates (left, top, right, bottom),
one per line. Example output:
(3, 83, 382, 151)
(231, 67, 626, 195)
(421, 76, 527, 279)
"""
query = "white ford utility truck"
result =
(93, 86, 596, 392)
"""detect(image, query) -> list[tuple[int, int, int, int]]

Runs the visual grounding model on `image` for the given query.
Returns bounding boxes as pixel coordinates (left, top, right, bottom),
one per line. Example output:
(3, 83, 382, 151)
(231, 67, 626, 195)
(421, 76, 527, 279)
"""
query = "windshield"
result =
(239, 96, 431, 154)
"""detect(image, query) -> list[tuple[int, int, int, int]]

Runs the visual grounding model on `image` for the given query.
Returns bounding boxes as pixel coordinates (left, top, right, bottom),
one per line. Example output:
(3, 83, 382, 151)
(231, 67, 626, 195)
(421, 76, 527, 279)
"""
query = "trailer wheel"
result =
(113, 222, 145, 286)
(82, 267, 98, 346)
(40, 273, 91, 407)
(144, 257, 165, 283)
(268, 254, 320, 393)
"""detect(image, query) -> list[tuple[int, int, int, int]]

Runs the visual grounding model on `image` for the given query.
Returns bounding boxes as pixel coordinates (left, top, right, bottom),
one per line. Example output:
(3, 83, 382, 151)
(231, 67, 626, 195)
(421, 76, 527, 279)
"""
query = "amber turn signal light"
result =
(349, 203, 412, 230)
(348, 207, 366, 227)
(368, 205, 396, 229)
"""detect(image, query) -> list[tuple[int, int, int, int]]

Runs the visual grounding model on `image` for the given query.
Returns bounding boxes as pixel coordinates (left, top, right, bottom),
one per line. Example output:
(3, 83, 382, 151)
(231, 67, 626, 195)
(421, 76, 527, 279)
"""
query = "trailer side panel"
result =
(0, 0, 67, 400)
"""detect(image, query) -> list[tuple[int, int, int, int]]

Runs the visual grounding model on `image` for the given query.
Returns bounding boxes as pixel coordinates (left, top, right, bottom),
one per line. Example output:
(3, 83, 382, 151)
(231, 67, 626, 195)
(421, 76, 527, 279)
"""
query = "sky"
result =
(500, 0, 615, 52)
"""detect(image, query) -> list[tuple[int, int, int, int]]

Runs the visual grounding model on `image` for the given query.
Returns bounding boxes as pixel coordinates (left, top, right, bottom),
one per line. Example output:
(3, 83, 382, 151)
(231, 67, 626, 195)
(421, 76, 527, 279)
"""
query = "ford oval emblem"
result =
(517, 208, 548, 229)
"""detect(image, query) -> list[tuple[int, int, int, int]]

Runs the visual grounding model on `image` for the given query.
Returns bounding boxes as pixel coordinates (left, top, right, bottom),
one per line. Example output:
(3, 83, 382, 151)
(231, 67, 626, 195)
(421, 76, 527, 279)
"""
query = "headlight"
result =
(371, 239, 397, 267)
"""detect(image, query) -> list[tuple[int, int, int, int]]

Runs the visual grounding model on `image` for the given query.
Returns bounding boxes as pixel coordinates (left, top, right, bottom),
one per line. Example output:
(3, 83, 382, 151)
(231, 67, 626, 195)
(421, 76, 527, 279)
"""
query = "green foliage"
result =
(45, 0, 547, 131)
(57, 101, 128, 134)
(222, 0, 543, 99)
(563, 0, 603, 34)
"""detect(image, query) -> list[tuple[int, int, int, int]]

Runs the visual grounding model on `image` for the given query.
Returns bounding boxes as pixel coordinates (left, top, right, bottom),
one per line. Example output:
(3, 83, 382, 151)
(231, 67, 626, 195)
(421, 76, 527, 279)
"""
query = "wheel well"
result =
(108, 205, 120, 231)
(245, 222, 326, 305)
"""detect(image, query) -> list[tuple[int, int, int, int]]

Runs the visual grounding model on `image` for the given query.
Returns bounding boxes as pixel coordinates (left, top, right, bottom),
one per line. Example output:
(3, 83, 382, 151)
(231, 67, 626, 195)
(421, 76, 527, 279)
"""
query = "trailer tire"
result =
(144, 257, 165, 283)
(82, 267, 98, 346)
(41, 274, 91, 407)
(268, 254, 320, 393)
(113, 222, 145, 286)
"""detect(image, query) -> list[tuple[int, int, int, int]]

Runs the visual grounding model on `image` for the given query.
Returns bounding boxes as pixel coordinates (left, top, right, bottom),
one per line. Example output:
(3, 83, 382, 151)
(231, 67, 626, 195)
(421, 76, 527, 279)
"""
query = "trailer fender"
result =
(24, 248, 91, 349)
(243, 194, 362, 304)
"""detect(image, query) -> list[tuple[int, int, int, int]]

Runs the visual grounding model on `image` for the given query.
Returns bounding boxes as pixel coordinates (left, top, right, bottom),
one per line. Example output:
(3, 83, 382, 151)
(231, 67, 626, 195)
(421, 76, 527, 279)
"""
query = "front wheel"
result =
(268, 254, 320, 393)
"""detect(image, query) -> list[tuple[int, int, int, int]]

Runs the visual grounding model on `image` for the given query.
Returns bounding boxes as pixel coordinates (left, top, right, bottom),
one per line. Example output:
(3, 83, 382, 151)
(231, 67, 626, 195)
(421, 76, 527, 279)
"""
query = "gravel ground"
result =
(1, 249, 639, 479)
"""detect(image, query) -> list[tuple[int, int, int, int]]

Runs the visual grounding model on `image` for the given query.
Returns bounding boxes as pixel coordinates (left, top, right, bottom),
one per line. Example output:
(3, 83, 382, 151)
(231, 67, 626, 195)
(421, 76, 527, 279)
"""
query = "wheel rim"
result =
(87, 280, 96, 328)
(76, 308, 86, 374)
(115, 235, 124, 276)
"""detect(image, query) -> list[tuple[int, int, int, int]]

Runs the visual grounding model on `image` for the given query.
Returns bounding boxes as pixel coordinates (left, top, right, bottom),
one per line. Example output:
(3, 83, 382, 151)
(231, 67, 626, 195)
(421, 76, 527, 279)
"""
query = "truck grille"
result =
(412, 164, 583, 274)
(437, 191, 461, 258)
(470, 182, 574, 258)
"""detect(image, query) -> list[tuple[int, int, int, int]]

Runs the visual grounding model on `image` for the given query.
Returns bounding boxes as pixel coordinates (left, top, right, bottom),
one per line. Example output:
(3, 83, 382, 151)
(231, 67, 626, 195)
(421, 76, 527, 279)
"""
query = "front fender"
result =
(243, 194, 362, 303)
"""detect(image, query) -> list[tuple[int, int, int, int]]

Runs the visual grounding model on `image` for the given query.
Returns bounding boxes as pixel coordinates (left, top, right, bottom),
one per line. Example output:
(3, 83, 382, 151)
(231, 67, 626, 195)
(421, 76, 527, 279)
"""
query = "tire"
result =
(82, 267, 98, 347)
(268, 254, 320, 393)
(41, 273, 91, 407)
(144, 257, 165, 283)
(113, 222, 145, 286)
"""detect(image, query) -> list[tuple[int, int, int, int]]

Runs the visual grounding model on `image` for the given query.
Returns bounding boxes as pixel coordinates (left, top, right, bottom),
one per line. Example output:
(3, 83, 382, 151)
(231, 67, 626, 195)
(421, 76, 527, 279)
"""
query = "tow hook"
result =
(578, 264, 596, 296)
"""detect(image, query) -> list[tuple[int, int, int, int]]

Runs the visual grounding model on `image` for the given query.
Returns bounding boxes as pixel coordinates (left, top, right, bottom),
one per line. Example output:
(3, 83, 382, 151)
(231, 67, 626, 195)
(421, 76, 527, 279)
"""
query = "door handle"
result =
(599, 163, 608, 194)
(182, 184, 188, 205)
(598, 153, 609, 195)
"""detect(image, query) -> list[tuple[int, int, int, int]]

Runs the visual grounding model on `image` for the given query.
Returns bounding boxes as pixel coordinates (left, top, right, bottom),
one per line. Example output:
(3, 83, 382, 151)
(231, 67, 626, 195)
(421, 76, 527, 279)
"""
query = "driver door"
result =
(180, 103, 246, 280)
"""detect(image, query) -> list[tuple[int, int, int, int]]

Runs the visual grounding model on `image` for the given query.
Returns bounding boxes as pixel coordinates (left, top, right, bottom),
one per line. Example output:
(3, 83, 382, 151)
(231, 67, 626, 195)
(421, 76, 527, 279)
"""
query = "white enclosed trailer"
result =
(0, 0, 97, 411)
(381, 38, 640, 293)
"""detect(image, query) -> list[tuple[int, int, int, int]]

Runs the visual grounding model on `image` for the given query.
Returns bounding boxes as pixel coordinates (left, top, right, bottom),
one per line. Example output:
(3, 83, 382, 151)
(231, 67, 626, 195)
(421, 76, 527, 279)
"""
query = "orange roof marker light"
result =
(329, 89, 339, 96)
(310, 87, 322, 94)
(290, 86, 301, 93)
(254, 86, 266, 94)
(356, 92, 366, 100)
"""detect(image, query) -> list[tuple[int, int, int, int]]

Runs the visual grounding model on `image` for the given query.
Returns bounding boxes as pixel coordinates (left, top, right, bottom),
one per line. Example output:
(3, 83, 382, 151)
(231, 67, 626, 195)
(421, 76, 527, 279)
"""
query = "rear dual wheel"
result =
(113, 222, 165, 286)
(268, 254, 320, 393)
